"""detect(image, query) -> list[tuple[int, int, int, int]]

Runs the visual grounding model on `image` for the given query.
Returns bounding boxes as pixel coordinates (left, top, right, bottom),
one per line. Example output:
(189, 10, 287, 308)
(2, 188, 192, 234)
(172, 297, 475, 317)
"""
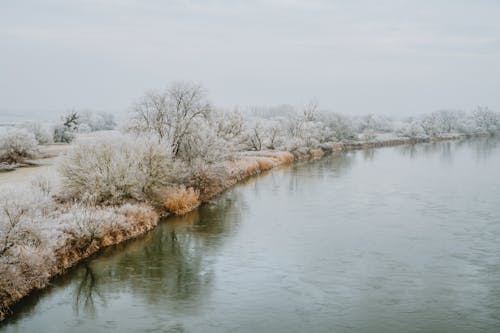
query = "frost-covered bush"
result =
(77, 123, 92, 133)
(318, 113, 356, 142)
(53, 111, 79, 143)
(176, 119, 229, 165)
(243, 121, 266, 151)
(209, 109, 246, 149)
(22, 122, 54, 145)
(186, 160, 231, 201)
(78, 111, 117, 132)
(354, 114, 394, 133)
(395, 119, 425, 138)
(60, 134, 174, 204)
(0, 128, 38, 164)
(53, 124, 76, 143)
(0, 185, 54, 258)
(468, 107, 500, 135)
(57, 203, 124, 241)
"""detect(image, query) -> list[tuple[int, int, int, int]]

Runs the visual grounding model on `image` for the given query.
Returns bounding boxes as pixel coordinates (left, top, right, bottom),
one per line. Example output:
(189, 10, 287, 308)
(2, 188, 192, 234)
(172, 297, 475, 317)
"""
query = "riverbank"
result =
(0, 132, 478, 321)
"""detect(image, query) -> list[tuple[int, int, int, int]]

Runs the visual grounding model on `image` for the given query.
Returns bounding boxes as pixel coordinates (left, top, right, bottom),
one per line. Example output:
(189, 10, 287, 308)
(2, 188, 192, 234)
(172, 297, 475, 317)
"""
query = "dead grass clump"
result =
(274, 152, 295, 164)
(162, 185, 200, 215)
(254, 151, 295, 165)
(188, 163, 231, 202)
(291, 148, 310, 161)
(256, 157, 276, 171)
(0, 248, 56, 320)
(309, 148, 325, 159)
(228, 158, 260, 180)
(116, 204, 159, 234)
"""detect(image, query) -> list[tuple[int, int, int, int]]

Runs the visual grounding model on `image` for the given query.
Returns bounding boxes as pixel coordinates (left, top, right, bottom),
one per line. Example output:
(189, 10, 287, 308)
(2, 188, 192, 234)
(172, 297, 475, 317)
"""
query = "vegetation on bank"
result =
(1, 81, 500, 320)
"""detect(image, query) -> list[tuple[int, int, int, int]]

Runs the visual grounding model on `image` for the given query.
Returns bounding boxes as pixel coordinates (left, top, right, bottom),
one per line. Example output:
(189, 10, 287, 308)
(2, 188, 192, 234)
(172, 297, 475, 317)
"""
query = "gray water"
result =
(2, 138, 500, 333)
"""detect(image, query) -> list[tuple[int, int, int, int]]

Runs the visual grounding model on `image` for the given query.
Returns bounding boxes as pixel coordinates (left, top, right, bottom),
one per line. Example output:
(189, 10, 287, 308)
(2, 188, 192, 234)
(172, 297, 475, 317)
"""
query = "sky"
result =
(1, 0, 500, 120)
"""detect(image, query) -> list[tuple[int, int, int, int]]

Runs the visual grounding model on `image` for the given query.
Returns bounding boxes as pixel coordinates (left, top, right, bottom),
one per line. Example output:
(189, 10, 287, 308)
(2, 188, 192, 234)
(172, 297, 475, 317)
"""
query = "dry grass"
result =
(0, 203, 158, 321)
(309, 148, 325, 159)
(162, 185, 200, 215)
(254, 151, 295, 164)
(227, 158, 260, 181)
(256, 157, 276, 171)
(227, 151, 295, 182)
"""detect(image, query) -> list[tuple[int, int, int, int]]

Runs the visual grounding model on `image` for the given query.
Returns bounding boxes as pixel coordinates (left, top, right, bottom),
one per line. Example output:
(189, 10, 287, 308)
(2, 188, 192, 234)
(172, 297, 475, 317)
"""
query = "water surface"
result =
(2, 138, 500, 332)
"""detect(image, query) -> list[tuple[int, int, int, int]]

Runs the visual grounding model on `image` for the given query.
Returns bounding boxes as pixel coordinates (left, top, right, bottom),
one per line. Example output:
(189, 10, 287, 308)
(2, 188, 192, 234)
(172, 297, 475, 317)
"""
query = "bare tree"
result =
(246, 122, 265, 151)
(471, 106, 499, 134)
(130, 82, 212, 158)
(210, 109, 245, 143)
(303, 99, 319, 121)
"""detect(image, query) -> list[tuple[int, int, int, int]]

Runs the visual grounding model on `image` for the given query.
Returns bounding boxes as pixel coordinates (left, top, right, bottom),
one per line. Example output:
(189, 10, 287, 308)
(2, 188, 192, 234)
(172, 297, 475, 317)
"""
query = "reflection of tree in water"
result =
(73, 263, 105, 316)
(398, 141, 456, 161)
(72, 193, 243, 314)
(287, 152, 355, 193)
(362, 148, 376, 161)
(396, 137, 500, 162)
(468, 136, 500, 161)
(398, 144, 418, 158)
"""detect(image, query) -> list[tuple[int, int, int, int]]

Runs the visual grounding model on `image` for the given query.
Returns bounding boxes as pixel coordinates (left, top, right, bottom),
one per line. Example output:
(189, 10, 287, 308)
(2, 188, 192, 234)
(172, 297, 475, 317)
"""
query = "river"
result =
(2, 137, 500, 332)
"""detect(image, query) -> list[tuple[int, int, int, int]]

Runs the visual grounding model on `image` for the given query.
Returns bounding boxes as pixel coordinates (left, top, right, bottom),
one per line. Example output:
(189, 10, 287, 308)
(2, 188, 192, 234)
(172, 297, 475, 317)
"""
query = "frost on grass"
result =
(0, 179, 158, 319)
(2, 80, 500, 320)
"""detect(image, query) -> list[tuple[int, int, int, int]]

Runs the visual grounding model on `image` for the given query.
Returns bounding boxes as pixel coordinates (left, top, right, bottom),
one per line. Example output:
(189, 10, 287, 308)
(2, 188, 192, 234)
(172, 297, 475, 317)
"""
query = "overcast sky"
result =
(1, 0, 500, 119)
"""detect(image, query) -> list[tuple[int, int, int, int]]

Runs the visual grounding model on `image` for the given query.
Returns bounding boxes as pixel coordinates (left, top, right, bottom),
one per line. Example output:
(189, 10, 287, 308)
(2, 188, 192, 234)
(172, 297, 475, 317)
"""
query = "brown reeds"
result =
(162, 185, 200, 215)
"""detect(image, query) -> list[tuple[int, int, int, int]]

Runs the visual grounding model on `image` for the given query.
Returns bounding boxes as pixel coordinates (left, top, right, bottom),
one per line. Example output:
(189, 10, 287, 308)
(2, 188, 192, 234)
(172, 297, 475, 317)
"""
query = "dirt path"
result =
(0, 144, 71, 186)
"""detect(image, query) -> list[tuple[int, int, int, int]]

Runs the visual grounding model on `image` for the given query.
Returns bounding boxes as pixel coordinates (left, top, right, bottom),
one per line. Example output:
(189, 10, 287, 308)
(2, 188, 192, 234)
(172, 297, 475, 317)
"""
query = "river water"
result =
(2, 138, 500, 333)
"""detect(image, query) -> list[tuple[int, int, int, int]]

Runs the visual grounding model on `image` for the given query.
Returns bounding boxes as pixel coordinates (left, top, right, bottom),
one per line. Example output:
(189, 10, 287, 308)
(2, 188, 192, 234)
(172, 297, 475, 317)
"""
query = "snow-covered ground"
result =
(0, 133, 107, 186)
(0, 156, 60, 186)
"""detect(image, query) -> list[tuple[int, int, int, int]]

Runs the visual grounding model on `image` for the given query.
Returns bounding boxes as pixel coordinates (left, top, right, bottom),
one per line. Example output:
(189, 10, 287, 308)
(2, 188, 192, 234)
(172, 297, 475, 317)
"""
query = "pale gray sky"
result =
(1, 0, 500, 119)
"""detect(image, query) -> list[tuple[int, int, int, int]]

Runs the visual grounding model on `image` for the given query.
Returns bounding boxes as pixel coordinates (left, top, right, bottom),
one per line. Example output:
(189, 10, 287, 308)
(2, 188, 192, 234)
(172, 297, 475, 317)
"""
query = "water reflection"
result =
(2, 137, 500, 333)
(76, 193, 243, 314)
(397, 136, 500, 163)
(73, 264, 104, 316)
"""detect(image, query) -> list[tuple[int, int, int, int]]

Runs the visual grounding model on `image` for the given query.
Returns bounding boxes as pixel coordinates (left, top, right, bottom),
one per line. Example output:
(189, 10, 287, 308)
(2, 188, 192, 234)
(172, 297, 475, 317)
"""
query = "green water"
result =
(2, 137, 500, 332)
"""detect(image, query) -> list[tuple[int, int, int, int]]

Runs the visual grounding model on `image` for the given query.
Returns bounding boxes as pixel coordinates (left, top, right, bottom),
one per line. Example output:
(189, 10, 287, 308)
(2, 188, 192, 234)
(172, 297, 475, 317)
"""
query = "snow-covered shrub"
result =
(77, 123, 92, 133)
(53, 124, 76, 143)
(395, 119, 425, 138)
(30, 172, 61, 196)
(60, 134, 174, 204)
(209, 109, 246, 149)
(0, 128, 38, 164)
(0, 185, 53, 258)
(318, 113, 356, 142)
(57, 203, 124, 241)
(78, 111, 116, 132)
(354, 114, 394, 133)
(469, 107, 500, 135)
(243, 121, 266, 151)
(175, 117, 229, 165)
(22, 122, 54, 145)
(186, 160, 231, 201)
(359, 130, 377, 141)
(53, 111, 79, 143)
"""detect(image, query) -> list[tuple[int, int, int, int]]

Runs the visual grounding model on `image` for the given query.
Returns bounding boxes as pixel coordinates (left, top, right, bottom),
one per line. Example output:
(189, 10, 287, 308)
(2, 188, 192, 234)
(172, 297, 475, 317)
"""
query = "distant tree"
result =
(63, 111, 79, 131)
(53, 111, 80, 143)
(302, 99, 319, 121)
(78, 111, 117, 132)
(245, 122, 265, 151)
(471, 106, 499, 134)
